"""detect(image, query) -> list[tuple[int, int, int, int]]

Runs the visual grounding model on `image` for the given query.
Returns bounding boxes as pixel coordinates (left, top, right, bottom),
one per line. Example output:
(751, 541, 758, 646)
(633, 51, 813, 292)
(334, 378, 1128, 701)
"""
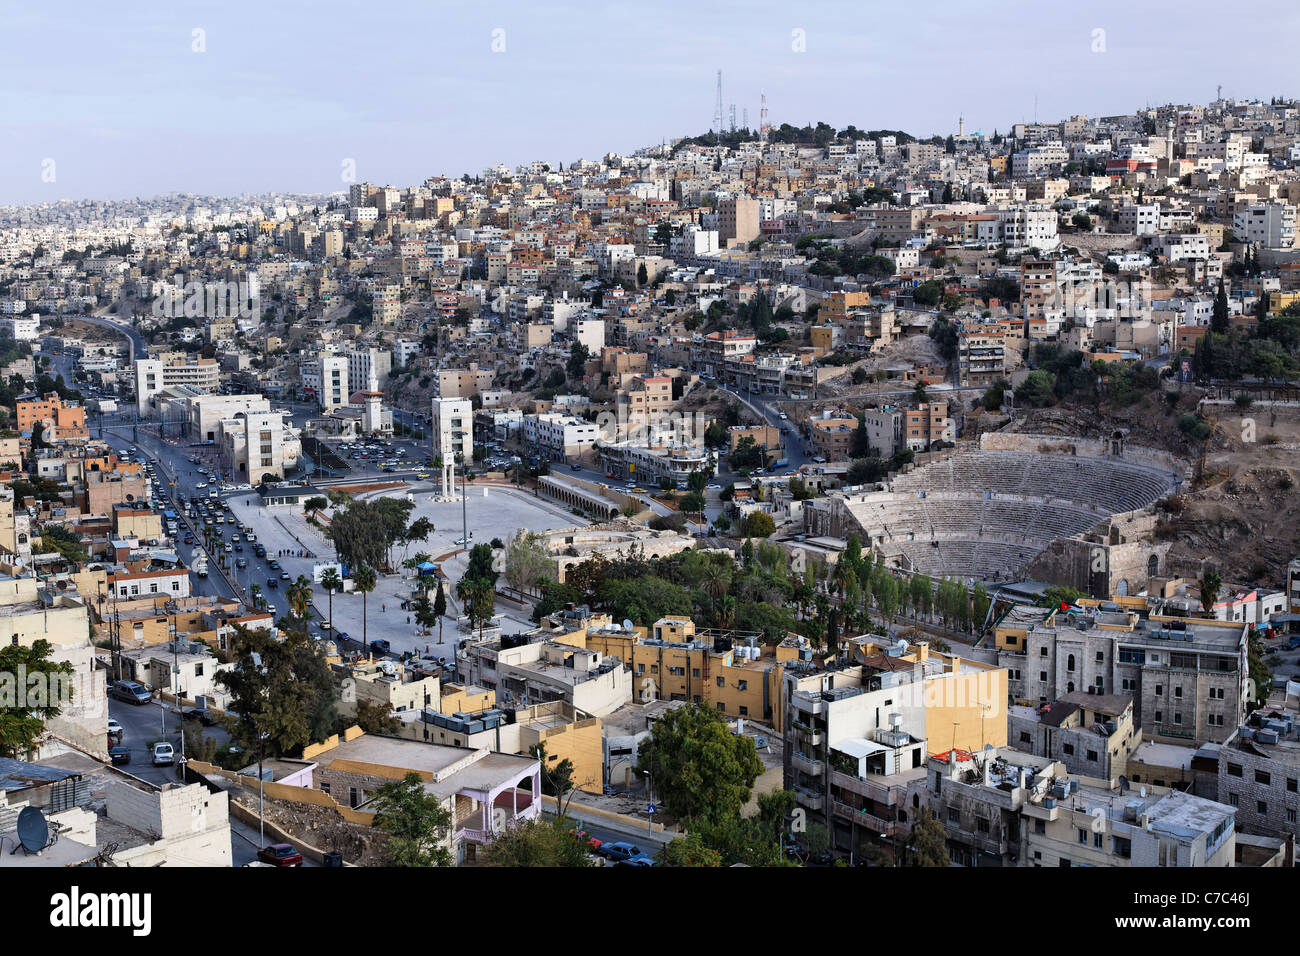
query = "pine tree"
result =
(903, 808, 951, 867)
(1211, 278, 1230, 334)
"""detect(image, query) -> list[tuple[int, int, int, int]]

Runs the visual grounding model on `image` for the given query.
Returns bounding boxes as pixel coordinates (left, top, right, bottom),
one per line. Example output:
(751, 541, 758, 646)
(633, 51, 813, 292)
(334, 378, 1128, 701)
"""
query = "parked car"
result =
(151, 742, 175, 766)
(569, 828, 603, 853)
(109, 745, 131, 765)
(598, 842, 651, 863)
(370, 639, 392, 656)
(257, 843, 303, 867)
(267, 577, 278, 588)
(110, 680, 153, 705)
(107, 718, 123, 737)
(183, 705, 217, 726)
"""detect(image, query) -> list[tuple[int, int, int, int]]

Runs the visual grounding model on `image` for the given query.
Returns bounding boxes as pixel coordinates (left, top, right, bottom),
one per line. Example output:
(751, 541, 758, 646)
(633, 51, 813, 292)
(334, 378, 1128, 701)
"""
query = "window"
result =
(319, 782, 330, 795)
(194, 663, 203, 677)
(1173, 713, 1182, 725)
(1174, 686, 1182, 698)
(1227, 763, 1243, 778)
(1228, 793, 1239, 806)
(716, 702, 725, 711)
(1040, 647, 1048, 657)
(1093, 832, 1103, 848)
(739, 706, 749, 717)
(1155, 685, 1163, 696)
(1287, 778, 1297, 793)
(1077, 828, 1088, 844)
(976, 818, 990, 833)
(1063, 743, 1075, 755)
(716, 676, 725, 687)
(1288, 809, 1298, 825)
(1067, 654, 1075, 672)
(1019, 731, 1032, 744)
(948, 808, 961, 825)
(1034, 819, 1045, 835)
(637, 663, 645, 673)
(1154, 711, 1162, 722)
(737, 680, 748, 692)
(1040, 671, 1048, 682)
(692, 668, 700, 678)
(1095, 651, 1104, 663)
(1257, 801, 1267, 815)
(1255, 770, 1271, 785)
(1087, 750, 1098, 762)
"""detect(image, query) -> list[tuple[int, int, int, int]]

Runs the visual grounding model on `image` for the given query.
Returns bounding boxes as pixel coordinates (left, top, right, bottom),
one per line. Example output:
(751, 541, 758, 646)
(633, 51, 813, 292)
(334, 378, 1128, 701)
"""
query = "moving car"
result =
(110, 680, 153, 705)
(107, 718, 123, 736)
(257, 843, 303, 867)
(151, 742, 175, 766)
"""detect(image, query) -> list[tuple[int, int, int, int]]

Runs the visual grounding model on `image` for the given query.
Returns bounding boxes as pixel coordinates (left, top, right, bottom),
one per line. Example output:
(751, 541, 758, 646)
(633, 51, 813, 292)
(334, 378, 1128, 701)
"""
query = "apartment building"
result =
(15, 392, 86, 442)
(1233, 202, 1296, 249)
(927, 746, 1242, 868)
(692, 329, 757, 377)
(437, 363, 495, 399)
(903, 401, 953, 451)
(718, 197, 761, 247)
(582, 616, 785, 725)
(860, 406, 904, 457)
(133, 357, 220, 413)
(185, 393, 271, 444)
(957, 329, 1007, 386)
(1214, 711, 1300, 842)
(997, 602, 1248, 746)
(219, 410, 295, 484)
(304, 354, 349, 411)
(616, 373, 674, 436)
(461, 636, 632, 718)
(348, 346, 391, 393)
(1008, 691, 1141, 780)
(809, 416, 859, 461)
(782, 639, 1007, 857)
(525, 412, 598, 461)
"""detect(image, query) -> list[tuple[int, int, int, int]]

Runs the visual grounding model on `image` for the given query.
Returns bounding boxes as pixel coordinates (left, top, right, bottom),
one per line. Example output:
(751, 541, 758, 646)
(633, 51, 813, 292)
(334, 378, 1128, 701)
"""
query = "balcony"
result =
(791, 752, 823, 776)
(829, 770, 898, 806)
(793, 787, 825, 812)
(832, 800, 897, 837)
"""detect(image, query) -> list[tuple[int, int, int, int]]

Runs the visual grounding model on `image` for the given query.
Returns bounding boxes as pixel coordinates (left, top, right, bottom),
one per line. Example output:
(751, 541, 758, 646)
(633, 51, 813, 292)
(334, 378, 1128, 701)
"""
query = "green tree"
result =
(481, 815, 593, 866)
(567, 341, 590, 381)
(353, 698, 401, 736)
(636, 703, 764, 825)
(1199, 570, 1222, 617)
(742, 511, 776, 538)
(657, 831, 724, 866)
(902, 807, 950, 866)
(1211, 278, 1230, 334)
(370, 771, 454, 867)
(433, 578, 448, 643)
(287, 575, 314, 624)
(0, 640, 74, 758)
(528, 741, 576, 798)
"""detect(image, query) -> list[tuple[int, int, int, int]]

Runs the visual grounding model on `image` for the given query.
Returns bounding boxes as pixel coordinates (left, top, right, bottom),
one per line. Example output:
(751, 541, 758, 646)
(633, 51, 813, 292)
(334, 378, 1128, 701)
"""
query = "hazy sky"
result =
(2, 0, 1297, 205)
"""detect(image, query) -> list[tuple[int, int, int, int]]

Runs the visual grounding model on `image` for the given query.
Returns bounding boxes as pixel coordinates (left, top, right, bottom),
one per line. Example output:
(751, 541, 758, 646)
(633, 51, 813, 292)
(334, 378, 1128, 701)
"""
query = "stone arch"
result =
(1116, 578, 1129, 596)
(1147, 554, 1159, 579)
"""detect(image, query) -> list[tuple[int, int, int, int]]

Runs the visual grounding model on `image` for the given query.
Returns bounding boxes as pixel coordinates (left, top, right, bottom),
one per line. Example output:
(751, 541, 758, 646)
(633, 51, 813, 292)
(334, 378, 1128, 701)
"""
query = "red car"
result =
(257, 843, 303, 867)
(569, 828, 603, 853)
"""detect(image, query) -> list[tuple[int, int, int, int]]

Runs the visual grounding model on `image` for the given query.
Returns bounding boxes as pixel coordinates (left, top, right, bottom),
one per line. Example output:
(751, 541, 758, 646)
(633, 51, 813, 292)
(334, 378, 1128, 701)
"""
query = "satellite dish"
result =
(15, 806, 52, 854)
(622, 619, 633, 631)
(1139, 786, 1147, 798)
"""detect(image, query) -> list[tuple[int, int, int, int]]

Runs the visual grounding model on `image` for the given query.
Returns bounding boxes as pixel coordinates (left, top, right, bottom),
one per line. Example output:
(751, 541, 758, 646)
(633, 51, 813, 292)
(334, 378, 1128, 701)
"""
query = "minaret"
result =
(959, 115, 965, 138)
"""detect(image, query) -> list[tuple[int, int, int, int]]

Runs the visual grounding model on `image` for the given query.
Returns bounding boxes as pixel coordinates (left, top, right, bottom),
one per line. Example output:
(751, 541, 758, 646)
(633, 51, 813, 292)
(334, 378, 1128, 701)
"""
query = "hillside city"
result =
(3, 94, 1300, 873)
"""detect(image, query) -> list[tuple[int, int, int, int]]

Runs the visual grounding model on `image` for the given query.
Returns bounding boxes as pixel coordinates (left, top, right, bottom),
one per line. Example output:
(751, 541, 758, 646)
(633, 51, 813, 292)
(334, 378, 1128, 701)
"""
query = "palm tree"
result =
(250, 582, 262, 609)
(288, 574, 314, 625)
(320, 566, 342, 630)
(354, 563, 378, 657)
(716, 594, 736, 639)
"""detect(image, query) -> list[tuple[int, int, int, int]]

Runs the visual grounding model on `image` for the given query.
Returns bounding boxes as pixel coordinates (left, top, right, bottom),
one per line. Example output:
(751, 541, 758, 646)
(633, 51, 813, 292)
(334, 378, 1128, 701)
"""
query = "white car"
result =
(152, 742, 175, 766)
(107, 719, 123, 736)
(196, 482, 208, 489)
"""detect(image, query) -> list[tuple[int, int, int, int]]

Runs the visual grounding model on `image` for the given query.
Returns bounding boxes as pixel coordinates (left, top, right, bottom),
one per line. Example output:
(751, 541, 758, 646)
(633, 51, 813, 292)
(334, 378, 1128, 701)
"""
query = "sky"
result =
(1, 0, 1297, 206)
